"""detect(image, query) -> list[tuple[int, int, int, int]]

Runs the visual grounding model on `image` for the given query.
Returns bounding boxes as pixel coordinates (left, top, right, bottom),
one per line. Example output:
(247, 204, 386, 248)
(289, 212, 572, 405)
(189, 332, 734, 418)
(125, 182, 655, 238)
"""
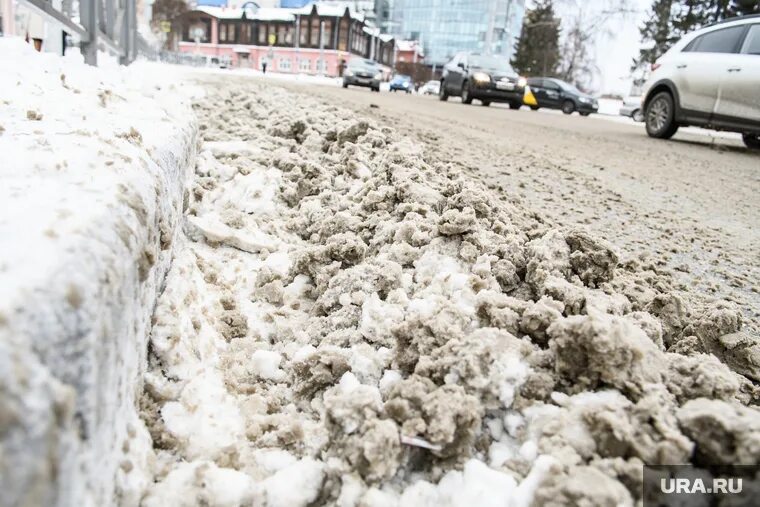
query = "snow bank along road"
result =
(2, 41, 759, 506)
(0, 40, 196, 507)
(137, 75, 760, 506)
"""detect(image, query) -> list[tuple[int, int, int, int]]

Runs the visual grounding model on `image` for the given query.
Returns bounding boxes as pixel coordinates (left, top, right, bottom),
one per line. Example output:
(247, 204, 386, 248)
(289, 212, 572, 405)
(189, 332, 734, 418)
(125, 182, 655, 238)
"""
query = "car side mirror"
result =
(457, 62, 465, 69)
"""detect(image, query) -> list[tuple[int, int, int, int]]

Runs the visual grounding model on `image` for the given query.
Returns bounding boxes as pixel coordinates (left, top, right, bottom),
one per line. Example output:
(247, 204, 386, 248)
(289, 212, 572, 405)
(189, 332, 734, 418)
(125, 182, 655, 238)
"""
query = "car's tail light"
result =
(651, 62, 661, 72)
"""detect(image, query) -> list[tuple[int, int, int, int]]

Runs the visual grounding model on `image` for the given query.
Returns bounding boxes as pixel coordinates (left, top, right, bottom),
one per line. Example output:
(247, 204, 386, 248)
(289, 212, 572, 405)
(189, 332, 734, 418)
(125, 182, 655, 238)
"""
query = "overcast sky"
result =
(528, 0, 652, 95)
(592, 0, 652, 94)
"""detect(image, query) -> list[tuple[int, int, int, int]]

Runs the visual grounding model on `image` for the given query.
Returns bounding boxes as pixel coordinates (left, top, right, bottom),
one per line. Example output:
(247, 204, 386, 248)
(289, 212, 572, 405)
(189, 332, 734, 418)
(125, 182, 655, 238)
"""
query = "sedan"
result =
(620, 96, 645, 122)
(390, 75, 413, 93)
(440, 52, 526, 108)
(420, 80, 441, 95)
(343, 58, 382, 92)
(527, 78, 599, 116)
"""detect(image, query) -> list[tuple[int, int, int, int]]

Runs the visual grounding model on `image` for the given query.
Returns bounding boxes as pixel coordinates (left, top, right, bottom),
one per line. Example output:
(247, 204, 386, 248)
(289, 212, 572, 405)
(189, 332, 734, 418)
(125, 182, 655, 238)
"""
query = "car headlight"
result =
(344, 70, 354, 77)
(374, 72, 382, 80)
(472, 72, 491, 83)
(579, 97, 591, 104)
(517, 77, 527, 88)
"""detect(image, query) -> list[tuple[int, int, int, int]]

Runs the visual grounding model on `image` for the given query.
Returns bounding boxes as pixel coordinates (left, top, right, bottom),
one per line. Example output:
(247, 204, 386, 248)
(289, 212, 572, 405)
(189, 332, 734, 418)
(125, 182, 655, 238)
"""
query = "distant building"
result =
(171, 2, 395, 76)
(395, 39, 423, 64)
(391, 0, 525, 66)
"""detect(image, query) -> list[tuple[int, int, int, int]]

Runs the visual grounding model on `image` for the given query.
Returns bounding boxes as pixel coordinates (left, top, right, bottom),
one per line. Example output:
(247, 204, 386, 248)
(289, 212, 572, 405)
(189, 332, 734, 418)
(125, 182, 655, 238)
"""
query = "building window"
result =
(240, 24, 252, 44)
(299, 18, 308, 46)
(323, 22, 332, 48)
(338, 19, 348, 51)
(257, 24, 266, 44)
(299, 58, 311, 72)
(275, 24, 293, 45)
(219, 23, 236, 43)
(278, 58, 292, 71)
(310, 18, 320, 46)
(315, 58, 327, 73)
(186, 21, 209, 42)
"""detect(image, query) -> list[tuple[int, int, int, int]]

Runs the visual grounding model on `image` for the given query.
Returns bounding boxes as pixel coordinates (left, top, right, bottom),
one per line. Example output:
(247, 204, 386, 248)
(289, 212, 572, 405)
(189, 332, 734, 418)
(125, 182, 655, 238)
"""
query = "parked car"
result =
(526, 78, 599, 116)
(620, 96, 645, 122)
(641, 14, 760, 149)
(390, 74, 413, 93)
(343, 58, 382, 92)
(440, 52, 526, 108)
(420, 80, 441, 95)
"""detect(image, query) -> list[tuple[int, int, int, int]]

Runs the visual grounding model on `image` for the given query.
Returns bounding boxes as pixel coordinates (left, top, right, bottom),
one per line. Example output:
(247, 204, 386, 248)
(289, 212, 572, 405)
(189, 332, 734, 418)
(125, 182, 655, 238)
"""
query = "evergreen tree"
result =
(511, 0, 561, 77)
(632, 0, 679, 71)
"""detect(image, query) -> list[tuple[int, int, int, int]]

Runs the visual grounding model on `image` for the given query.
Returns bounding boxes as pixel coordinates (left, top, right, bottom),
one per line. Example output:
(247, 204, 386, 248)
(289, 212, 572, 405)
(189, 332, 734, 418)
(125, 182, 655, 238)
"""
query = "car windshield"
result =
(556, 80, 584, 95)
(393, 75, 411, 81)
(348, 59, 379, 71)
(468, 55, 513, 73)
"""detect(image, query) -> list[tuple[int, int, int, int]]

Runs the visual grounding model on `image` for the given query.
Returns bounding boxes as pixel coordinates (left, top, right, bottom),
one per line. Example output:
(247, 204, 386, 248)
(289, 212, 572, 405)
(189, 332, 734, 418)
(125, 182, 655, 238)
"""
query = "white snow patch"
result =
(0, 36, 195, 506)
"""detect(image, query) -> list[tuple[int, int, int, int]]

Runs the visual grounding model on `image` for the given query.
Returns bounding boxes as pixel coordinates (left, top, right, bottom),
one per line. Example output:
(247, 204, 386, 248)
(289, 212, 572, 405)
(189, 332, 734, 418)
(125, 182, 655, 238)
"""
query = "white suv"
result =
(642, 15, 760, 149)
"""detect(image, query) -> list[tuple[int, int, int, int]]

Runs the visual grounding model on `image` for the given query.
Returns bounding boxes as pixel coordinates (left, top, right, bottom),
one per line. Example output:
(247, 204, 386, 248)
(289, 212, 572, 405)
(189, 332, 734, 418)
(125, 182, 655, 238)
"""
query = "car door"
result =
(542, 80, 563, 108)
(527, 79, 546, 105)
(674, 24, 747, 118)
(444, 53, 463, 93)
(715, 23, 760, 125)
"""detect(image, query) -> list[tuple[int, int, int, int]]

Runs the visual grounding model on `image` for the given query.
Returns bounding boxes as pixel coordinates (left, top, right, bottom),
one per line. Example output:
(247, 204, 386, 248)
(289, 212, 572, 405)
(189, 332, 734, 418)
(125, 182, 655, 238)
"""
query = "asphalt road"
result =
(205, 74, 760, 332)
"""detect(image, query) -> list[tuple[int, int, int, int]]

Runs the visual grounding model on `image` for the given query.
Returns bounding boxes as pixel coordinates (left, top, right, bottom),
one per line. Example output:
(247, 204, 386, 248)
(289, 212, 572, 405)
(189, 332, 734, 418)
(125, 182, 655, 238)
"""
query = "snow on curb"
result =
(0, 38, 197, 506)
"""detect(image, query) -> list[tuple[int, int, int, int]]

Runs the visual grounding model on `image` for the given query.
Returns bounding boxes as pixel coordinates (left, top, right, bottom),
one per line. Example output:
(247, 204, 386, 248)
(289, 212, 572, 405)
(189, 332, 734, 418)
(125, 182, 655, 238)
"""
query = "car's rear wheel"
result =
(439, 81, 449, 101)
(343, 82, 348, 89)
(461, 81, 473, 104)
(744, 134, 760, 150)
(632, 109, 644, 122)
(481, 100, 491, 107)
(645, 92, 679, 139)
(530, 105, 539, 111)
(562, 100, 575, 115)
(509, 101, 521, 110)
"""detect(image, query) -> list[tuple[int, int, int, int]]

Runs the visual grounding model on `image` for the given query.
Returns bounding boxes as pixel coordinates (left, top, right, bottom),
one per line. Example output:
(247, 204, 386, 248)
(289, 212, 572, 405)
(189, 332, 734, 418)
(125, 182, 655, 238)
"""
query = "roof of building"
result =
(396, 39, 424, 56)
(293, 2, 365, 22)
(192, 2, 366, 23)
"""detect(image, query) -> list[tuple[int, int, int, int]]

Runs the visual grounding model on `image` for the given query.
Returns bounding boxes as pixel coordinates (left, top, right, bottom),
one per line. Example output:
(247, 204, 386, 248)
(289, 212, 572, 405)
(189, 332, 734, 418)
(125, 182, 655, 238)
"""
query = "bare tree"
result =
(555, 0, 636, 90)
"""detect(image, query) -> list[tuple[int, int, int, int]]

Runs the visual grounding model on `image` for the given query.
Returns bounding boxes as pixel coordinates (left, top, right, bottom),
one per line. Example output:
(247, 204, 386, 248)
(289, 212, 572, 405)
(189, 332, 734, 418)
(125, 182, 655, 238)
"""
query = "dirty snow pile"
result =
(0, 38, 196, 506)
(139, 80, 760, 507)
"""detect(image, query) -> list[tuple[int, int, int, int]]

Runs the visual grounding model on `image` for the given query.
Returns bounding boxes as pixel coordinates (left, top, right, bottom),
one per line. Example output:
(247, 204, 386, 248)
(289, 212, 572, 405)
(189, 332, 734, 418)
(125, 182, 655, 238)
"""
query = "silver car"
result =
(620, 96, 644, 122)
(343, 58, 382, 93)
(642, 15, 760, 149)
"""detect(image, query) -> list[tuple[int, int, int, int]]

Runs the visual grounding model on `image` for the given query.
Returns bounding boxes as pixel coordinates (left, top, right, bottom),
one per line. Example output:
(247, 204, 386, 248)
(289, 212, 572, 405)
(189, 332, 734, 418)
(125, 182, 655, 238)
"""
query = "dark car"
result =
(343, 58, 382, 92)
(439, 52, 526, 108)
(390, 74, 413, 93)
(527, 78, 599, 116)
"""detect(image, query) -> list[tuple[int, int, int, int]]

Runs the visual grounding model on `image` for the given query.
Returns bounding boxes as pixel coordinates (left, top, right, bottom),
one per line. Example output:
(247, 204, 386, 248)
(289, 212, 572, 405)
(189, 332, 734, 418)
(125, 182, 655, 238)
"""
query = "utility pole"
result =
(504, 0, 513, 59)
(295, 14, 300, 71)
(484, 0, 497, 55)
(319, 20, 325, 75)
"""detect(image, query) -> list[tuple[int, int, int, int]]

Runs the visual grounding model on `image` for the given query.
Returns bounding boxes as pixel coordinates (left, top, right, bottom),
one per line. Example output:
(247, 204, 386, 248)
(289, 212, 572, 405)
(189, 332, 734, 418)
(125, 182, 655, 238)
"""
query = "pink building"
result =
(172, 3, 395, 77)
(395, 40, 424, 65)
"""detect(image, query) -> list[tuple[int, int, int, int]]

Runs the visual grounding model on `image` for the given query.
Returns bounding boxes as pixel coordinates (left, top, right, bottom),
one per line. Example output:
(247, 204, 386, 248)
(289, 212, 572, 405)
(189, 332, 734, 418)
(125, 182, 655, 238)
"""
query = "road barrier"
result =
(19, 0, 145, 65)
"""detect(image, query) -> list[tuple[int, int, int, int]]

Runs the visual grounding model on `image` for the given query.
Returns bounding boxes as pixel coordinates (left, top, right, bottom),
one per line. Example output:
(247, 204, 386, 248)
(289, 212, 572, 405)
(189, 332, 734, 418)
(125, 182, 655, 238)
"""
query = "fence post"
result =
(120, 0, 136, 64)
(80, 0, 98, 65)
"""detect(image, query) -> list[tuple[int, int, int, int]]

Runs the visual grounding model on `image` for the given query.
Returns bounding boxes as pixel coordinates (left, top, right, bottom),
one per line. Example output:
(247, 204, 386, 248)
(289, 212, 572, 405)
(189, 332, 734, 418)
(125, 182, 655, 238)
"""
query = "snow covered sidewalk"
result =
(138, 77, 760, 506)
(0, 39, 196, 506)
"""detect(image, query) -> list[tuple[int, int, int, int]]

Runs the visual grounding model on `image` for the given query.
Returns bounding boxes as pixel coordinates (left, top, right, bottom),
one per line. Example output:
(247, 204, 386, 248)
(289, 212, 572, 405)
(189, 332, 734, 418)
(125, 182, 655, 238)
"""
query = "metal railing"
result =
(19, 0, 142, 65)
